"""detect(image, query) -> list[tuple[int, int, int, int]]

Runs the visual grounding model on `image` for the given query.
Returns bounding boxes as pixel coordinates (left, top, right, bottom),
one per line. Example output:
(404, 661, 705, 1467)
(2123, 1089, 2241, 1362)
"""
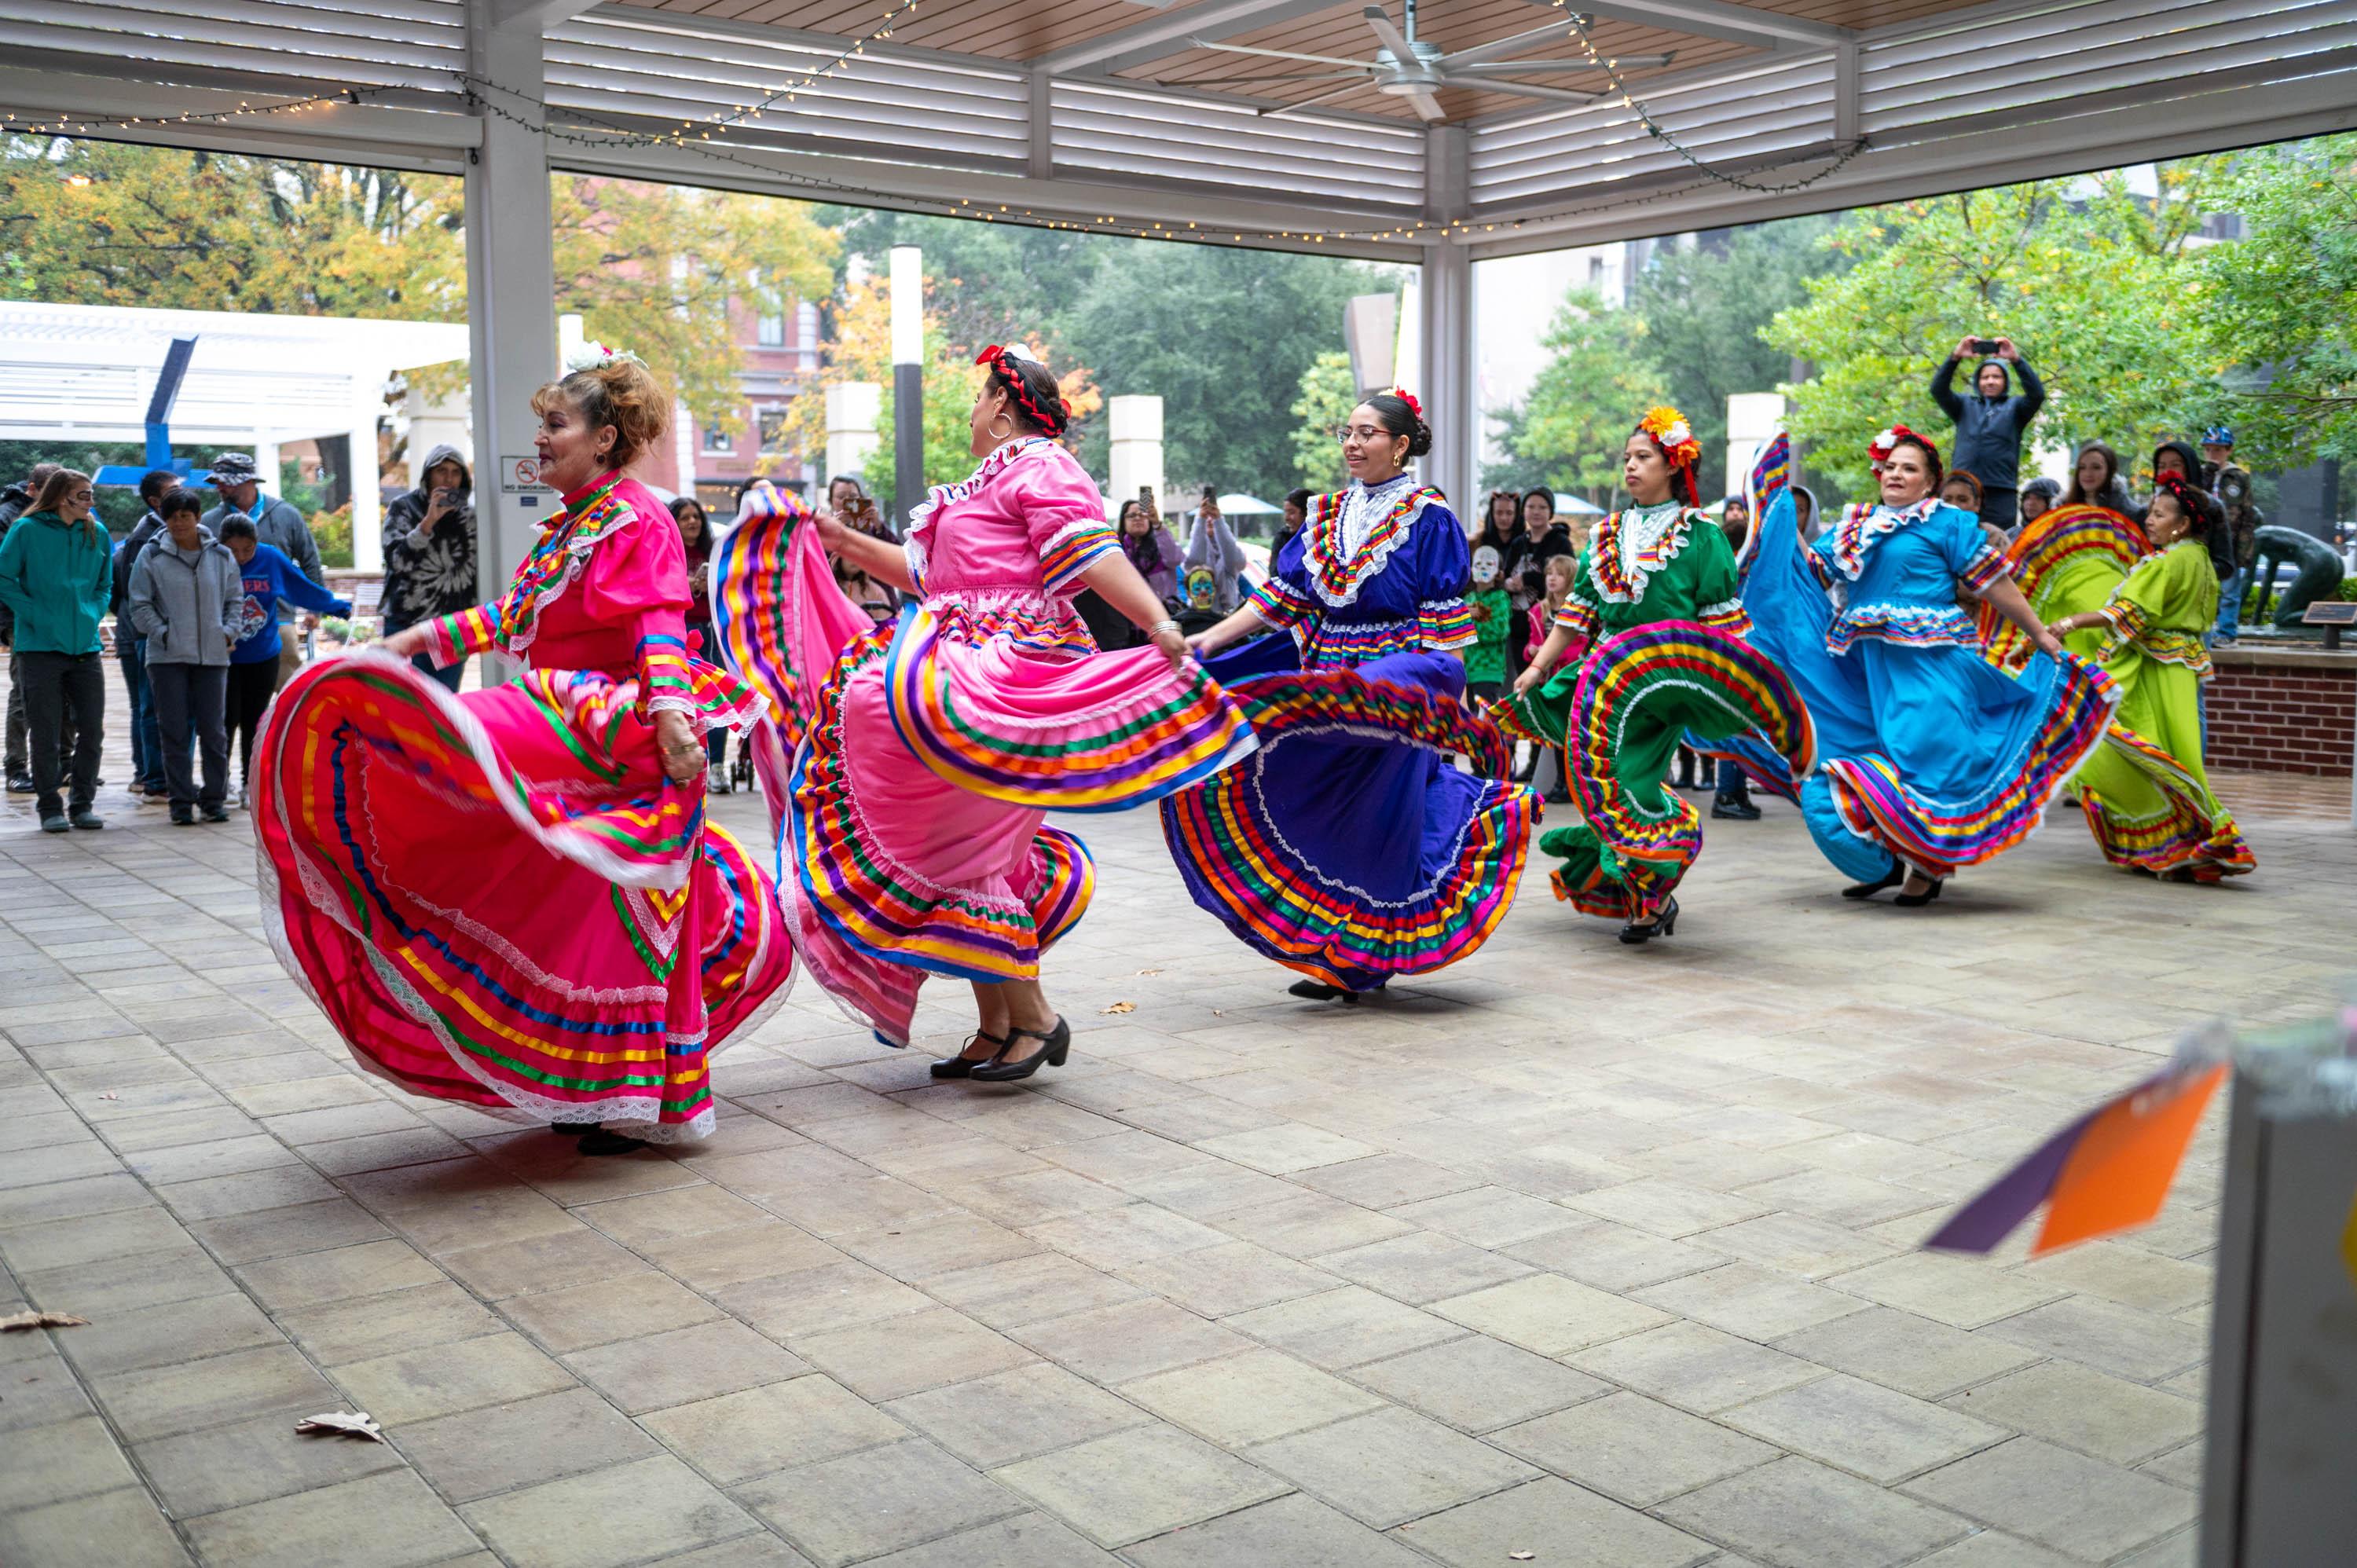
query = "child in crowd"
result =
(218, 515, 350, 803)
(1523, 554, 1580, 803)
(1463, 544, 1512, 706)
(1174, 566, 1224, 639)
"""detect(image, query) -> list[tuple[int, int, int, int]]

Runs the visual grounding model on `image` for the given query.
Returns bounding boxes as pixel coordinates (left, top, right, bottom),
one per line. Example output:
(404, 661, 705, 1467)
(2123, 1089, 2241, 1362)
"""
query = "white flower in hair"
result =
(1873, 427, 1902, 454)
(564, 341, 646, 373)
(1662, 419, 1692, 448)
(1001, 343, 1043, 365)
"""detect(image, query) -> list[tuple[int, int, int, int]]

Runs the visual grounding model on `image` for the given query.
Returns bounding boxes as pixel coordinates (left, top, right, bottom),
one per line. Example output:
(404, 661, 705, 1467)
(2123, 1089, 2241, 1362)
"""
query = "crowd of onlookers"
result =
(0, 348, 2286, 835)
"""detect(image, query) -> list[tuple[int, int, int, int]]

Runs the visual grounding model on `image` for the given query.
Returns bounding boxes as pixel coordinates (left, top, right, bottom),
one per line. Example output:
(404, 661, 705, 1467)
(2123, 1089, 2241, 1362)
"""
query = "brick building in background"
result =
(632, 291, 822, 511)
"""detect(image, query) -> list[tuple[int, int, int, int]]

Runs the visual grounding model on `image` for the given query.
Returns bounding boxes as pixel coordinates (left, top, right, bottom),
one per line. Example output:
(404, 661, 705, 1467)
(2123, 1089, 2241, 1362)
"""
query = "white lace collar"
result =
(1340, 473, 1416, 559)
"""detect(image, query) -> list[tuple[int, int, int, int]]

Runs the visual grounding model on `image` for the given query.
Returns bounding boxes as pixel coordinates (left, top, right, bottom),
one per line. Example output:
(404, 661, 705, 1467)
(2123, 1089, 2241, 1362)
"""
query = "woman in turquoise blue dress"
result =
(1737, 425, 2116, 904)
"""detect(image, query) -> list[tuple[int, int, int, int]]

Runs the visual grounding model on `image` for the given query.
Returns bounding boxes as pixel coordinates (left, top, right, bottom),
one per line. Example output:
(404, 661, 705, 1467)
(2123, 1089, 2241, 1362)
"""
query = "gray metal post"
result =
(889, 245, 925, 528)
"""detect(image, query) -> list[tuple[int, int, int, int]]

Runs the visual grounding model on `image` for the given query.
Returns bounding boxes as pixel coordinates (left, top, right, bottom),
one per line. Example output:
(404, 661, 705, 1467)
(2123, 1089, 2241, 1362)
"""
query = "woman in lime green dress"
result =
(2046, 474, 2254, 881)
(1505, 407, 1813, 943)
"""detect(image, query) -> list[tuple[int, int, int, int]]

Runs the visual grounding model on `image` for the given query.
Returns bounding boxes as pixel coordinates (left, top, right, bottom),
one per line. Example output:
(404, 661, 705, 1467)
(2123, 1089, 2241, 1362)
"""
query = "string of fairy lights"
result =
(4, 0, 1871, 248)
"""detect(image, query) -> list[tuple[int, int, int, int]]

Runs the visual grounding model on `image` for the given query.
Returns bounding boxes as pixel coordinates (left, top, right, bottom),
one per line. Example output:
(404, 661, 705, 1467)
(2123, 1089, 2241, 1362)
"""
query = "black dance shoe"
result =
(551, 1119, 600, 1135)
(577, 1130, 651, 1156)
(1618, 896, 1680, 944)
(1286, 978, 1361, 1004)
(1841, 866, 1905, 900)
(970, 1017, 1070, 1083)
(931, 1031, 1009, 1079)
(1893, 877, 1945, 907)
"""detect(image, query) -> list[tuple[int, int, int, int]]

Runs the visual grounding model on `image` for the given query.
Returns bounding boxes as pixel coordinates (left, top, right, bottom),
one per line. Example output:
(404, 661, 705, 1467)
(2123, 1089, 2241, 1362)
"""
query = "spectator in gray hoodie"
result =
(201, 452, 323, 689)
(130, 489, 240, 823)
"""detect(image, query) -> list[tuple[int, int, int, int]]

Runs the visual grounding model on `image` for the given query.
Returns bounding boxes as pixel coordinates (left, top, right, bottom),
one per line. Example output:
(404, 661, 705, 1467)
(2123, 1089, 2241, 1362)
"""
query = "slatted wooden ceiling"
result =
(607, 0, 2002, 123)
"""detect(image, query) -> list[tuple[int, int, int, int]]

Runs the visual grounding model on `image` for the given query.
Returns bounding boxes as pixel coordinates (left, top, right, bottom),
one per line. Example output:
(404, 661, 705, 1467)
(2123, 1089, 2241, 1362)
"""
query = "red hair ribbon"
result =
(973, 343, 1071, 437)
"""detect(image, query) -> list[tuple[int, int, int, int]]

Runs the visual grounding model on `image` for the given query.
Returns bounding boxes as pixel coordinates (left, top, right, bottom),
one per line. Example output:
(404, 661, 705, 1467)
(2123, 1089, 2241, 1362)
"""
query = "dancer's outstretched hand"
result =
(653, 710, 706, 786)
(1150, 624, 1189, 671)
(377, 625, 431, 661)
(1508, 665, 1545, 701)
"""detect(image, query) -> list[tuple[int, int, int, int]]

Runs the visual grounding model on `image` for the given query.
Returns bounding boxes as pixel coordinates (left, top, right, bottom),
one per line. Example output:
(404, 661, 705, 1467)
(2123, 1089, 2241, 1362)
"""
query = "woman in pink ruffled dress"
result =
(759, 345, 1252, 1082)
(255, 350, 791, 1154)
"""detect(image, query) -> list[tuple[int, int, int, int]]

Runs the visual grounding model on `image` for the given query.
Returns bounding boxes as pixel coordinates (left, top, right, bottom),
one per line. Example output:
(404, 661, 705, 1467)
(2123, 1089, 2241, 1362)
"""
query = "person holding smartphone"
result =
(379, 445, 478, 692)
(1930, 334, 2044, 539)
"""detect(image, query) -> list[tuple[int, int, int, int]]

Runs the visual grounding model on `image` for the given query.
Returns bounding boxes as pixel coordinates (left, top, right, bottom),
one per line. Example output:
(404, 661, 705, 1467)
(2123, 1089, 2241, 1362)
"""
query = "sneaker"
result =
(39, 814, 68, 833)
(6, 774, 33, 795)
(237, 786, 249, 810)
(170, 806, 196, 826)
(1710, 798, 1761, 821)
(69, 809, 105, 830)
(200, 804, 230, 824)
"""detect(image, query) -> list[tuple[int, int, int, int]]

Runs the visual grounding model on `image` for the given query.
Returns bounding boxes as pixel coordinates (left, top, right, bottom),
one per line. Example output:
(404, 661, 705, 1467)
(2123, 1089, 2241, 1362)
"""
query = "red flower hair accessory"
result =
(1391, 387, 1424, 422)
(1868, 423, 1939, 468)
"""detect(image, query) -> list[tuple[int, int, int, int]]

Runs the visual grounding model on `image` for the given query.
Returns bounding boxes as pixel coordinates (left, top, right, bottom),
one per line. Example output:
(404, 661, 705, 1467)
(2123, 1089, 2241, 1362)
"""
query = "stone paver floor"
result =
(4, 675, 2349, 1567)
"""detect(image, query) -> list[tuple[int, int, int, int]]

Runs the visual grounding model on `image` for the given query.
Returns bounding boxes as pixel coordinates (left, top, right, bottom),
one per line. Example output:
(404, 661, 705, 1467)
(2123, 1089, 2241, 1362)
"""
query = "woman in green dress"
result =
(2045, 474, 2254, 881)
(1506, 407, 1813, 943)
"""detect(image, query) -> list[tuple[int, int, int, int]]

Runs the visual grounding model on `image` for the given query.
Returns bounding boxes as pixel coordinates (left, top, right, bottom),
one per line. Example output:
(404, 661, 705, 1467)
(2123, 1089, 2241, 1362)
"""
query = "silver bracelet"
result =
(1149, 618, 1180, 637)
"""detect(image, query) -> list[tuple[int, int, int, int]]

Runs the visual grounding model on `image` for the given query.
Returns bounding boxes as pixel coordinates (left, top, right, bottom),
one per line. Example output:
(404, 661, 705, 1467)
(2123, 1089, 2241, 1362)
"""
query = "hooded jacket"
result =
(2150, 440, 2234, 581)
(130, 526, 243, 666)
(1930, 355, 2045, 494)
(380, 443, 479, 625)
(0, 478, 31, 640)
(0, 511, 113, 655)
(112, 509, 170, 621)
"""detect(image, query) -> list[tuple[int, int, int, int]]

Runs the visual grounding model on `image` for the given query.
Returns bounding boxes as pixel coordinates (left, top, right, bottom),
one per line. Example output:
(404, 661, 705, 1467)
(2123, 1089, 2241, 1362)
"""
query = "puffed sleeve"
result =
(1937, 504, 2011, 594)
(1551, 550, 1601, 646)
(1016, 456, 1121, 595)
(1689, 516, 1753, 637)
(1245, 522, 1318, 636)
(1413, 502, 1476, 650)
(2099, 542, 2210, 647)
(424, 598, 507, 667)
(580, 509, 696, 719)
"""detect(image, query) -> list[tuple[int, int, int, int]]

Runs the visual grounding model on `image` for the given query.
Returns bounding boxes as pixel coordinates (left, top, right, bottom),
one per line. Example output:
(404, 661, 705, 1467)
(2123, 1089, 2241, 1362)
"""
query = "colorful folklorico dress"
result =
(1162, 475, 1539, 990)
(1502, 501, 1814, 925)
(754, 437, 1253, 1046)
(1739, 490, 2117, 885)
(254, 472, 792, 1141)
(1989, 516, 2253, 879)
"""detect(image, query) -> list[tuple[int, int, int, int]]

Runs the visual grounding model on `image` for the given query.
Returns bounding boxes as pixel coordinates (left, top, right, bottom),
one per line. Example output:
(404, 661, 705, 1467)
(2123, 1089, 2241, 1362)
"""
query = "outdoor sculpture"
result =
(2249, 524, 2344, 627)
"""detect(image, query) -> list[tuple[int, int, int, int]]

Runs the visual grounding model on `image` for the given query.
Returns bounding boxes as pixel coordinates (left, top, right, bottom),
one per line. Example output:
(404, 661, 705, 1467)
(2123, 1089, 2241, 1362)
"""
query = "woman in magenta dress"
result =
(764, 345, 1252, 1081)
(255, 350, 791, 1154)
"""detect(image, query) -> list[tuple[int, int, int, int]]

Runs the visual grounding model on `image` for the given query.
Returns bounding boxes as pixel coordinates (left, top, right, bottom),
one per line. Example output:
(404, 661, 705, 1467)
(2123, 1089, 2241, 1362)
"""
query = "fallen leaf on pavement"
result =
(295, 1412, 386, 1442)
(0, 1310, 90, 1332)
(1101, 1001, 1135, 1014)
(1136, 967, 1163, 976)
(98, 1093, 117, 1101)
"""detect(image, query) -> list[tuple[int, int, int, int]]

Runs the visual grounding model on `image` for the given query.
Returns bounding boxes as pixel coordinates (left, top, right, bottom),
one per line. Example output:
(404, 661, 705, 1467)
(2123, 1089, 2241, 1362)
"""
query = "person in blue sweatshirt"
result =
(217, 515, 350, 800)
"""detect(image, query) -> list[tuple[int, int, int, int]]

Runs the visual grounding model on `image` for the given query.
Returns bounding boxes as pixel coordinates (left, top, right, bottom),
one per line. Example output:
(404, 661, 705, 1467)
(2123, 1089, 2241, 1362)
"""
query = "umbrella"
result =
(1556, 493, 1605, 515)
(1216, 493, 1281, 515)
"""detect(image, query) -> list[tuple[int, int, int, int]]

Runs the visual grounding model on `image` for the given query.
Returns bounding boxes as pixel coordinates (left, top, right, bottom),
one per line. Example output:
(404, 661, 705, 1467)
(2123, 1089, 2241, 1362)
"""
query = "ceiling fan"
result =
(1171, 0, 1673, 123)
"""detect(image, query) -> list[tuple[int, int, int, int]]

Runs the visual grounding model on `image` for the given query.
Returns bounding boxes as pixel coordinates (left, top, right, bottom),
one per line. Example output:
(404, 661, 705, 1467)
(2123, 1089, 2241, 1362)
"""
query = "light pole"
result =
(889, 244, 924, 528)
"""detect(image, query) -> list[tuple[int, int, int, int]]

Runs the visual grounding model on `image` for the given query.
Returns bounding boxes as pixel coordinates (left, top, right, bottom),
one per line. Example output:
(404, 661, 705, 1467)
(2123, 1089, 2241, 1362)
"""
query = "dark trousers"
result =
(149, 662, 229, 809)
(1978, 488, 2018, 536)
(119, 637, 158, 789)
(6, 649, 77, 777)
(379, 613, 464, 693)
(226, 659, 283, 785)
(19, 650, 104, 819)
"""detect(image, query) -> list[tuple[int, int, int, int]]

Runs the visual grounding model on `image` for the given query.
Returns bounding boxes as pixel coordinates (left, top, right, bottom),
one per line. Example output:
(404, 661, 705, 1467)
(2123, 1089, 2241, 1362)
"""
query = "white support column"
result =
(464, 0, 559, 677)
(1106, 396, 1164, 519)
(1417, 244, 1475, 512)
(253, 438, 281, 494)
(350, 378, 384, 573)
(825, 382, 882, 489)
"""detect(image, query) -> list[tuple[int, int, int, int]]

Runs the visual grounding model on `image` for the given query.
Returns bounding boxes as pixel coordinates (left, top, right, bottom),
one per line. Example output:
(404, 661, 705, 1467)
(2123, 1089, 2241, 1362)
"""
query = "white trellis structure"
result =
(5, 0, 2351, 590)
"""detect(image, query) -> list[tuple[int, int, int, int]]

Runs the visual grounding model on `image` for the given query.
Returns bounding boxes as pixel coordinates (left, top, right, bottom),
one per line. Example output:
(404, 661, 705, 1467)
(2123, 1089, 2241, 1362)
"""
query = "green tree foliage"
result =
(2194, 134, 2357, 466)
(1487, 290, 1669, 506)
(1629, 218, 1842, 470)
(1289, 352, 1359, 493)
(1763, 165, 2231, 495)
(1, 140, 836, 430)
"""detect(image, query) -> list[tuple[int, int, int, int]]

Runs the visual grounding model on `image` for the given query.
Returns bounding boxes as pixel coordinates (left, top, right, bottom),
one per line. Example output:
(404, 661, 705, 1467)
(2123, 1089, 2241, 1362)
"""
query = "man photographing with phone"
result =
(1930, 333, 2045, 537)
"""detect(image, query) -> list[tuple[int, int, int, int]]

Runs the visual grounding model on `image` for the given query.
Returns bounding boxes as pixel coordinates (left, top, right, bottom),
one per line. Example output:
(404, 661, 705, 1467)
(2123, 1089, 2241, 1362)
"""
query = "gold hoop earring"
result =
(989, 413, 1015, 441)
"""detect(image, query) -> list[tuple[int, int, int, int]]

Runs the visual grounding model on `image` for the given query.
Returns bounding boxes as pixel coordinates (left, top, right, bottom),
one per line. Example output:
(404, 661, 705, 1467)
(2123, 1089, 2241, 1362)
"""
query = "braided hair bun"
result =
(1364, 390, 1433, 459)
(533, 354, 670, 470)
(975, 344, 1072, 438)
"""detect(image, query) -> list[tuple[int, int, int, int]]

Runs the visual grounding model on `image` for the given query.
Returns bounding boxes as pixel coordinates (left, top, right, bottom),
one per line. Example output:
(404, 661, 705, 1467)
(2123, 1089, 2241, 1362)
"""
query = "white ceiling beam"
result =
(0, 61, 478, 166)
(1037, 0, 1351, 77)
(493, 0, 600, 29)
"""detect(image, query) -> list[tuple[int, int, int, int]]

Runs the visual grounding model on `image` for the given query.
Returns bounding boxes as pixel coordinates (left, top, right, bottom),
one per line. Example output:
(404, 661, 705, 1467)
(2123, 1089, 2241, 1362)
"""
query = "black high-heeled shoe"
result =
(1619, 896, 1679, 944)
(577, 1129, 651, 1156)
(1286, 978, 1361, 1004)
(1893, 877, 1945, 907)
(551, 1119, 599, 1135)
(969, 1017, 1070, 1083)
(1842, 866, 1904, 900)
(930, 1031, 1009, 1079)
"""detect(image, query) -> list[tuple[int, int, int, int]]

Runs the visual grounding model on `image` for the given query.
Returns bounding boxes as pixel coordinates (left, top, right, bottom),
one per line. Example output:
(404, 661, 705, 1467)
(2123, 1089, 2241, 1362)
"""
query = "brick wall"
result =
(2208, 645, 2356, 777)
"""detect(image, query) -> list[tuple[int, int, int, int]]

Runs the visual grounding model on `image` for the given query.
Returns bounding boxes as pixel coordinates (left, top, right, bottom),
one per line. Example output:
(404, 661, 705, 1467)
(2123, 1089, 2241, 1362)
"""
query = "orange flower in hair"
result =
(1637, 406, 1701, 471)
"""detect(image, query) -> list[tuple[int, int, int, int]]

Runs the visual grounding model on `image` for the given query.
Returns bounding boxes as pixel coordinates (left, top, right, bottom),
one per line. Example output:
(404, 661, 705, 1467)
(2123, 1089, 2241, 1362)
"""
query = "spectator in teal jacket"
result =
(0, 469, 113, 831)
